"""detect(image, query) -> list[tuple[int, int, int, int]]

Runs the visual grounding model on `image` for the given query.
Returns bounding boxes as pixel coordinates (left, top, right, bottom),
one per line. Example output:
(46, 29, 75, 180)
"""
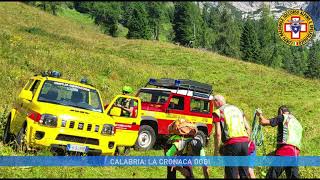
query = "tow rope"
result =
(250, 112, 266, 155)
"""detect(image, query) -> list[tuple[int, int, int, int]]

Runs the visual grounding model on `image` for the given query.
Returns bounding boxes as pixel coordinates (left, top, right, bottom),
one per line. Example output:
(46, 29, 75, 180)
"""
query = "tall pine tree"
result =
(199, 3, 215, 49)
(91, 2, 122, 37)
(126, 2, 152, 40)
(269, 30, 283, 68)
(258, 5, 276, 66)
(282, 46, 308, 76)
(145, 2, 165, 40)
(215, 4, 242, 58)
(240, 18, 260, 62)
(204, 5, 220, 51)
(305, 41, 320, 78)
(191, 3, 205, 48)
(173, 2, 203, 48)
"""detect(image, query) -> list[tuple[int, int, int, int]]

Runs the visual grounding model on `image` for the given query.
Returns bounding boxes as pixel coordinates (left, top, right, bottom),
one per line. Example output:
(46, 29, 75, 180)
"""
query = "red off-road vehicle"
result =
(134, 78, 215, 150)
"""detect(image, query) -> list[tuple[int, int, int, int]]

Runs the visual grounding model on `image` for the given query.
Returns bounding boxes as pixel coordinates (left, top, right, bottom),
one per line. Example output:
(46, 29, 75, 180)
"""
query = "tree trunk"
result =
(156, 25, 159, 41)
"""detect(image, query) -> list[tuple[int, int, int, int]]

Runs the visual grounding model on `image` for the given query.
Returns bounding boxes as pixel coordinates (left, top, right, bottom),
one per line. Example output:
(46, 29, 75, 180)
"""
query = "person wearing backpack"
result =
(164, 118, 209, 179)
(256, 105, 302, 178)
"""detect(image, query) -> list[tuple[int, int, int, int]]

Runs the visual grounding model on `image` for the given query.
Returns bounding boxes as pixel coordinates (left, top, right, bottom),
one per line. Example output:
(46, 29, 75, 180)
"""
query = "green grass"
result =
(0, 2, 320, 178)
(57, 5, 96, 27)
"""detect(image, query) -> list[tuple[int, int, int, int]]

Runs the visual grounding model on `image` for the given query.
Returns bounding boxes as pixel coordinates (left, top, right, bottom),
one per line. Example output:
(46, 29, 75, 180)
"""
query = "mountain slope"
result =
(0, 2, 319, 178)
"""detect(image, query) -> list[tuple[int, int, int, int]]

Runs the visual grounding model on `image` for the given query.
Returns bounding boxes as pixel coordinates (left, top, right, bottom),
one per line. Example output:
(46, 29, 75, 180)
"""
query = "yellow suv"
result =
(3, 71, 117, 155)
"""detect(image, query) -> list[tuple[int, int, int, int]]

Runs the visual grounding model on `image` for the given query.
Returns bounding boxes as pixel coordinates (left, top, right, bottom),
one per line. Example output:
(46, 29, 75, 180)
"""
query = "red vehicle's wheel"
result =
(14, 126, 28, 152)
(195, 130, 207, 147)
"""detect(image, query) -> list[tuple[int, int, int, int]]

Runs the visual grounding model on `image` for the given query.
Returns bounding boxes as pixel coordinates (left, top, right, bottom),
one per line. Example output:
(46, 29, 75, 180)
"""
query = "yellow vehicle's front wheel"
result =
(135, 125, 156, 151)
(115, 147, 131, 156)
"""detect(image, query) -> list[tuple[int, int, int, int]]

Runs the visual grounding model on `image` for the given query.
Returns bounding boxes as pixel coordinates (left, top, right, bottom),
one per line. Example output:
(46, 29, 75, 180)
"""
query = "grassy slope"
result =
(0, 2, 319, 178)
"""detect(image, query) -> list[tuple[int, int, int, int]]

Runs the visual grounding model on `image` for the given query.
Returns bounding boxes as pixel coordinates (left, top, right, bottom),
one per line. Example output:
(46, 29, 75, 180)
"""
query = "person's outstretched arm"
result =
(256, 110, 271, 126)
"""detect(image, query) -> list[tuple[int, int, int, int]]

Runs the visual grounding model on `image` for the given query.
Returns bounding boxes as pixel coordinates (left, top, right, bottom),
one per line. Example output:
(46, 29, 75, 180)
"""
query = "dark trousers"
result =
(223, 142, 249, 179)
(266, 166, 299, 178)
(167, 166, 194, 179)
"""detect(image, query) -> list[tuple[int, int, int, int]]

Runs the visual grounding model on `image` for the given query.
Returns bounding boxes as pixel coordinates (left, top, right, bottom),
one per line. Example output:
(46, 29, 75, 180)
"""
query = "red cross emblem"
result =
(284, 16, 307, 39)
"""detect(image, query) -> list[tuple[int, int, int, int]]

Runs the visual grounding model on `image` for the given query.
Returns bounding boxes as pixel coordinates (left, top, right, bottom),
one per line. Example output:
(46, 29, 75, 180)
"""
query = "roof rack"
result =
(34, 70, 62, 78)
(145, 78, 213, 95)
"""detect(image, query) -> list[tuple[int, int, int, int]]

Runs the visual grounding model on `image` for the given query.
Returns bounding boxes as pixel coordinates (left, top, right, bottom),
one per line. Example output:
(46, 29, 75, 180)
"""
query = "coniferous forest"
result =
(26, 1, 320, 79)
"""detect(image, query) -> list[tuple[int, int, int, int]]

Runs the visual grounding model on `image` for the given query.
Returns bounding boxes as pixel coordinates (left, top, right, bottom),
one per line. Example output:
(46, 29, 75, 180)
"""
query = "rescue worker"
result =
(164, 118, 209, 179)
(115, 86, 136, 156)
(212, 94, 250, 178)
(256, 106, 302, 179)
(118, 86, 135, 117)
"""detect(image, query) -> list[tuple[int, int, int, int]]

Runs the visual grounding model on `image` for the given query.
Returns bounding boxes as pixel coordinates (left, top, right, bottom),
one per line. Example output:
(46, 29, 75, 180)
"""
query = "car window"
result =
(139, 92, 153, 102)
(38, 80, 103, 113)
(29, 80, 41, 99)
(111, 97, 139, 118)
(190, 98, 210, 114)
(90, 91, 101, 109)
(169, 96, 184, 110)
(24, 79, 34, 90)
(138, 90, 170, 104)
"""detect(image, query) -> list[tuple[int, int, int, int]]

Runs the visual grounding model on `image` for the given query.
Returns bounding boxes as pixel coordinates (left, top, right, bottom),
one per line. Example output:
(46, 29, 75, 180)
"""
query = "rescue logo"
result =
(278, 9, 314, 46)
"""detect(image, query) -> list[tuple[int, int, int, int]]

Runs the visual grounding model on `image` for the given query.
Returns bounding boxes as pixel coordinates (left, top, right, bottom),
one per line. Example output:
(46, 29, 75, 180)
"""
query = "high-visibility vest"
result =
(281, 114, 302, 150)
(121, 99, 137, 117)
(216, 104, 248, 143)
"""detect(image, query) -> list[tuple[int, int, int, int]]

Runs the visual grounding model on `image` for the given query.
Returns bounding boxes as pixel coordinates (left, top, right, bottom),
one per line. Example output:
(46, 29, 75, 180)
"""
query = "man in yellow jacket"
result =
(212, 94, 250, 178)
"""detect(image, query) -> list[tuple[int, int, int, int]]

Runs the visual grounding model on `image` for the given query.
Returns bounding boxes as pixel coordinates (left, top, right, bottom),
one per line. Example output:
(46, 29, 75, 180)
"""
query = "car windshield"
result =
(38, 80, 103, 113)
(138, 89, 170, 104)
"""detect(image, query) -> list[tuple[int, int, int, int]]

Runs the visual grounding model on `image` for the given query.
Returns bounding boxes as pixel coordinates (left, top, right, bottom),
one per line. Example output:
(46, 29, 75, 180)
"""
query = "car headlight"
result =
(101, 124, 115, 135)
(39, 114, 58, 127)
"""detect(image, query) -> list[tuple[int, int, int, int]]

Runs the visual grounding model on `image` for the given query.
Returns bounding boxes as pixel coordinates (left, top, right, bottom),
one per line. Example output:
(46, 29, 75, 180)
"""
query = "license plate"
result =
(66, 144, 89, 153)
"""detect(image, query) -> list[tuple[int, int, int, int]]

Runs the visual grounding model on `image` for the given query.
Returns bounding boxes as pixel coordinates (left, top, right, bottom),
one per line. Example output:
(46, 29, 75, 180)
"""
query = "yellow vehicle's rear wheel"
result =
(3, 115, 13, 144)
(14, 126, 28, 152)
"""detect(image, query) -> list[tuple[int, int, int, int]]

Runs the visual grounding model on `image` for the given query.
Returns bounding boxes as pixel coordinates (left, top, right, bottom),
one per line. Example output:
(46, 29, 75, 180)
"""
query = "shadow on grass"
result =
(153, 136, 169, 151)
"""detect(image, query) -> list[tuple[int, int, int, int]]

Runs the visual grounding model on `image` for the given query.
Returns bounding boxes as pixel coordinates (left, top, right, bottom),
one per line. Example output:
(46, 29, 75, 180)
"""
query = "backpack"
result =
(166, 119, 201, 156)
(183, 137, 203, 156)
(168, 118, 198, 137)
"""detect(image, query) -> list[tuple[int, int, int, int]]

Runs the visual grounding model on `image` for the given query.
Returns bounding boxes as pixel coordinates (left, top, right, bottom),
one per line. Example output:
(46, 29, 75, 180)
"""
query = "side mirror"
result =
(109, 106, 122, 117)
(19, 90, 33, 101)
